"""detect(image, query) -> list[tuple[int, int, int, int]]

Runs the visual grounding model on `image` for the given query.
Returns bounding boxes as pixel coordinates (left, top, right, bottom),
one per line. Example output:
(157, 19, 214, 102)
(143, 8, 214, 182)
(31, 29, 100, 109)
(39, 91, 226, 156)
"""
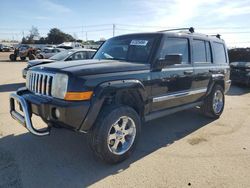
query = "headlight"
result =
(51, 73, 68, 99)
(26, 71, 30, 86)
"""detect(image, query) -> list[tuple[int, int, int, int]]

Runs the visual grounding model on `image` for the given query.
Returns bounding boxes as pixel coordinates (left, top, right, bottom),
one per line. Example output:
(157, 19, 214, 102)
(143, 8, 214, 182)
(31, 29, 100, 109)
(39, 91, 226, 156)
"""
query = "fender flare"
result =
(79, 79, 147, 132)
(206, 74, 225, 96)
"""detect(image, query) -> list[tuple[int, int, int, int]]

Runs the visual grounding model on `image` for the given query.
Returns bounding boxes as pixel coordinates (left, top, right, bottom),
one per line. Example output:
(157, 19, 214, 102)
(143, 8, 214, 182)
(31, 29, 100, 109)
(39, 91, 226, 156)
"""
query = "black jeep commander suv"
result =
(10, 28, 231, 164)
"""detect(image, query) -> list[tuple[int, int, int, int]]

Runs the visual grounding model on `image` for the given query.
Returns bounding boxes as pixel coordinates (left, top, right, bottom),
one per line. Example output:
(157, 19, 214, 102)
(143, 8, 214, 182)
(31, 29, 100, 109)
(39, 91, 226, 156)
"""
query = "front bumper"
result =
(9, 89, 90, 136)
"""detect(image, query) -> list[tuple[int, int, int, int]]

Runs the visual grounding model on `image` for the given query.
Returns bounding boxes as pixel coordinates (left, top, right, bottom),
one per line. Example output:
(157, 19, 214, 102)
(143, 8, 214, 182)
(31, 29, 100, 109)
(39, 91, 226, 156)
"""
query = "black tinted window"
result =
(213, 42, 227, 63)
(160, 38, 189, 64)
(193, 40, 206, 62)
(205, 41, 212, 62)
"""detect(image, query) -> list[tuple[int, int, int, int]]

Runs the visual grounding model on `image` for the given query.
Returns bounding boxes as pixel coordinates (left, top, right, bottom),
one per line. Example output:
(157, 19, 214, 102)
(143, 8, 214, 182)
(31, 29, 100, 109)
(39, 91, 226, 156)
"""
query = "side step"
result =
(145, 101, 203, 122)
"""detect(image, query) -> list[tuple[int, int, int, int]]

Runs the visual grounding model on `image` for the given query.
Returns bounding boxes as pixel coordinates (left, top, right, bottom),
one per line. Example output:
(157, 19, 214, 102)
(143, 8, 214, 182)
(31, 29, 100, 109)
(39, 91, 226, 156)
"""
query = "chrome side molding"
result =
(153, 88, 207, 103)
(9, 93, 50, 136)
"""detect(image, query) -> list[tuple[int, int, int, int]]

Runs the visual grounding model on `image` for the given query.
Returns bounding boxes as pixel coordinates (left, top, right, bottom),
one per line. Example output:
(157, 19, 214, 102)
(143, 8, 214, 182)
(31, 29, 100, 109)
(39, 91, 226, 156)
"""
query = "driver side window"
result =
(159, 37, 190, 64)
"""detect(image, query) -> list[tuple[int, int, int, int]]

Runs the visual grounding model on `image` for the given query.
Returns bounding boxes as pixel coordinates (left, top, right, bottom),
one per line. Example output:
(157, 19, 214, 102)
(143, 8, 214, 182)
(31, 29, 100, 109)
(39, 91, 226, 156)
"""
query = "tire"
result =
(37, 54, 44, 59)
(29, 54, 36, 60)
(202, 85, 225, 119)
(20, 57, 26, 61)
(87, 105, 141, 164)
(9, 54, 16, 61)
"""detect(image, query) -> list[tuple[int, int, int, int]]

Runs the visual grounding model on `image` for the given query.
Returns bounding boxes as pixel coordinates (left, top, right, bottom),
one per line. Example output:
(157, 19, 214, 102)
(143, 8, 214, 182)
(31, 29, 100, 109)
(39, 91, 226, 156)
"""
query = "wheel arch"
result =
(79, 79, 148, 132)
(206, 74, 225, 96)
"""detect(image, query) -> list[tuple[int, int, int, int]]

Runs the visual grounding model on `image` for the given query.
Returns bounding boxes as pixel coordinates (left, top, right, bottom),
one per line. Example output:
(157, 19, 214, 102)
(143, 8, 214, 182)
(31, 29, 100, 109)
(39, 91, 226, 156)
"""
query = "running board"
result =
(145, 101, 203, 122)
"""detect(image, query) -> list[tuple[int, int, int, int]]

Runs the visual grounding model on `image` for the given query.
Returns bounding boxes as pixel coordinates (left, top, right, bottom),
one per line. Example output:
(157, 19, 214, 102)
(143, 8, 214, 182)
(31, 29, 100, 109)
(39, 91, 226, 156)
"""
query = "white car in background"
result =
(37, 47, 65, 59)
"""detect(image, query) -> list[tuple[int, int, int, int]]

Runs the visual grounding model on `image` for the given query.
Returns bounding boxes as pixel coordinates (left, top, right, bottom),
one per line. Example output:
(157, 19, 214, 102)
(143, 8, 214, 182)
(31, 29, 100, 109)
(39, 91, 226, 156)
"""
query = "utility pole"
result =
(85, 32, 88, 41)
(113, 24, 116, 37)
(81, 25, 84, 41)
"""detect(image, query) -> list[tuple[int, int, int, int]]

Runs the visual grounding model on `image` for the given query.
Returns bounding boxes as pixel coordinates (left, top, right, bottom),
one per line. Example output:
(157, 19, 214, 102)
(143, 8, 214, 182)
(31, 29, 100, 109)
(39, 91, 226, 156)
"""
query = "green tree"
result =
(46, 28, 75, 44)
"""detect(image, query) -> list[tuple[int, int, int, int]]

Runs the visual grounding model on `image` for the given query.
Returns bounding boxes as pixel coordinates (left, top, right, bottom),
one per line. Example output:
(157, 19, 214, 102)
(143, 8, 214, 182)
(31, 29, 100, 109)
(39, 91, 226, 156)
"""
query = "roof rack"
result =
(210, 34, 221, 39)
(158, 27, 195, 33)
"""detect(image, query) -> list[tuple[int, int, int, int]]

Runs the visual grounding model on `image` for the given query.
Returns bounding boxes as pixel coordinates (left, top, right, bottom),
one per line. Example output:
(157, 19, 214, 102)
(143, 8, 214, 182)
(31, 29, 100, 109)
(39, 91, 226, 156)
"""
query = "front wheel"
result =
(9, 54, 16, 61)
(202, 85, 225, 119)
(88, 105, 141, 164)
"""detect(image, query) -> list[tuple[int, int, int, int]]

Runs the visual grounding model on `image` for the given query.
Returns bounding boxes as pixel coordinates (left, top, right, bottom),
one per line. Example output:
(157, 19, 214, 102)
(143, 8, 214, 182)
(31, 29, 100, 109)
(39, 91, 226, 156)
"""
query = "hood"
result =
(32, 59, 149, 76)
(28, 59, 55, 67)
(230, 62, 250, 68)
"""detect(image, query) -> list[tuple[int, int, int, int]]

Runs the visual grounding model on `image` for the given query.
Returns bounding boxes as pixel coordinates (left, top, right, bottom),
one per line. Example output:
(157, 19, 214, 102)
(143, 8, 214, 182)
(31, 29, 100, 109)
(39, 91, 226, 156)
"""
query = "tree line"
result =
(21, 26, 80, 44)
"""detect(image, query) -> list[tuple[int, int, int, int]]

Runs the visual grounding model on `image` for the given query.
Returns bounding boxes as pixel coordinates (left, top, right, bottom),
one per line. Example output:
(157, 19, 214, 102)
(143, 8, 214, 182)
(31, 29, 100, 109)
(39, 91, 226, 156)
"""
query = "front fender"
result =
(79, 79, 147, 132)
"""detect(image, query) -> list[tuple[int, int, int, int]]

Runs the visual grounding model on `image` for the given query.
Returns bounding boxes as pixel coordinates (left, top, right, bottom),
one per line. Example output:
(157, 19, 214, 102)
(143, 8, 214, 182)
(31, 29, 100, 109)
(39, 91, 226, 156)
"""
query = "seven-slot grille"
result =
(26, 71, 54, 96)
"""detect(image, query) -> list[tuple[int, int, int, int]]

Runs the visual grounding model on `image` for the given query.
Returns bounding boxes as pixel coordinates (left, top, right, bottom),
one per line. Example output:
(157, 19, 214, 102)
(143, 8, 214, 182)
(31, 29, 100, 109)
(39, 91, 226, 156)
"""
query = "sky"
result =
(0, 0, 250, 47)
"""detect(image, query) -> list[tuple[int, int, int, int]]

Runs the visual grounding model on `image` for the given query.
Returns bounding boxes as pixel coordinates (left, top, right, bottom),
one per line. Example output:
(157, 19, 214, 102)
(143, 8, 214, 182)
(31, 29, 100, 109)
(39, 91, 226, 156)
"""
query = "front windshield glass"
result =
(93, 35, 157, 63)
(49, 50, 74, 61)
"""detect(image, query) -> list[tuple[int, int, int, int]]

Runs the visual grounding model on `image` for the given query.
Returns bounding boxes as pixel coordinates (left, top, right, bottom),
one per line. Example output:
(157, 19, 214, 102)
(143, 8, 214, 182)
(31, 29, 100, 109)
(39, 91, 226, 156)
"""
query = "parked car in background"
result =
(230, 62, 250, 86)
(0, 44, 11, 52)
(36, 47, 65, 59)
(57, 42, 82, 49)
(22, 48, 96, 78)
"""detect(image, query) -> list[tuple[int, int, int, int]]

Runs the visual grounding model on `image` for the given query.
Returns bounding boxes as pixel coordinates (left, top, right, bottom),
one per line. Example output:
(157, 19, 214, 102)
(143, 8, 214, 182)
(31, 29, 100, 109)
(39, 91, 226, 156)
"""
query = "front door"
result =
(150, 37, 194, 112)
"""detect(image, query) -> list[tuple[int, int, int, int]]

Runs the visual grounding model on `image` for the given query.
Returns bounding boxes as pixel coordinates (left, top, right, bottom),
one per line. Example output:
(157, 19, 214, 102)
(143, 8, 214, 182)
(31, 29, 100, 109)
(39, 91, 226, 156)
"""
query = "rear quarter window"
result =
(213, 42, 227, 64)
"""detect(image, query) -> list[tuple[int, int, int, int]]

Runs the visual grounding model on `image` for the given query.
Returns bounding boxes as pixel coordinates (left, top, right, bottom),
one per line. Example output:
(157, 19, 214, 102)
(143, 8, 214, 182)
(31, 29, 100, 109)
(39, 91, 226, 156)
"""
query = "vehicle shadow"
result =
(0, 60, 26, 63)
(226, 85, 250, 96)
(0, 108, 213, 188)
(0, 83, 25, 93)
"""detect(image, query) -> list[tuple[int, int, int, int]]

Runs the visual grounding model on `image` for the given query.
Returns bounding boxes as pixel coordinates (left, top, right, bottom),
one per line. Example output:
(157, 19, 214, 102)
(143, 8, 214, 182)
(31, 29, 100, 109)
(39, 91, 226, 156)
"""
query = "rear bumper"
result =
(9, 89, 90, 136)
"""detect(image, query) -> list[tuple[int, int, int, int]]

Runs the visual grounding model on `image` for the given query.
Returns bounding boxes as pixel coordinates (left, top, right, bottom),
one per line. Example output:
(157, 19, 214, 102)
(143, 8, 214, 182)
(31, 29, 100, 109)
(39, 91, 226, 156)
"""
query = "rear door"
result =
(151, 36, 194, 112)
(192, 39, 213, 101)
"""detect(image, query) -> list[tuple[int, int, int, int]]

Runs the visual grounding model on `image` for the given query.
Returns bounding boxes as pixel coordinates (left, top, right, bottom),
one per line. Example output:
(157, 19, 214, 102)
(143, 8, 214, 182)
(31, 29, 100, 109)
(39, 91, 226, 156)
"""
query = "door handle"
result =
(183, 70, 193, 75)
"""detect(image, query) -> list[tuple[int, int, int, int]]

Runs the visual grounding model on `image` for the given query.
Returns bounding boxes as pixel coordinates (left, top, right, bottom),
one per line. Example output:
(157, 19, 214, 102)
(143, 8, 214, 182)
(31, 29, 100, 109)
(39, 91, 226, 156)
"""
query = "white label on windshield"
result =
(130, 40, 148, 46)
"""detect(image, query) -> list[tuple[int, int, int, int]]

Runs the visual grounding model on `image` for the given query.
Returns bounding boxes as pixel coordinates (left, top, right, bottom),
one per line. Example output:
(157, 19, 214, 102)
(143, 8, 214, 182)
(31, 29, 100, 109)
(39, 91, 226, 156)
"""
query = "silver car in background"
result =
(22, 48, 96, 78)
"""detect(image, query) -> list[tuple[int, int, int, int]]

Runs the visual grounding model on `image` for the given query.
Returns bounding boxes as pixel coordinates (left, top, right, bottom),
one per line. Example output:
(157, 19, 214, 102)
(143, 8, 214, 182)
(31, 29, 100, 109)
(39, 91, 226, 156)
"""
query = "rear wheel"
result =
(88, 105, 141, 164)
(202, 85, 225, 118)
(29, 54, 36, 60)
(20, 57, 26, 61)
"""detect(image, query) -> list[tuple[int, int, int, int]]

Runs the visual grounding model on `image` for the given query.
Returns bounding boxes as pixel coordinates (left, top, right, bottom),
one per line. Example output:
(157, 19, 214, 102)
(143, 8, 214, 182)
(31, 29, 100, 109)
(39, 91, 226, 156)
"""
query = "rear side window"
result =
(193, 40, 212, 63)
(213, 42, 227, 63)
(160, 38, 190, 64)
(205, 41, 212, 62)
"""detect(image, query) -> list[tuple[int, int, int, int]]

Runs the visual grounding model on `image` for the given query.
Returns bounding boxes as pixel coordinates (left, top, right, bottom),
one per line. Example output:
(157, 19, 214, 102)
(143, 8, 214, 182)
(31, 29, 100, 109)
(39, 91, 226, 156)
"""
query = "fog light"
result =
(52, 108, 60, 119)
(55, 108, 60, 119)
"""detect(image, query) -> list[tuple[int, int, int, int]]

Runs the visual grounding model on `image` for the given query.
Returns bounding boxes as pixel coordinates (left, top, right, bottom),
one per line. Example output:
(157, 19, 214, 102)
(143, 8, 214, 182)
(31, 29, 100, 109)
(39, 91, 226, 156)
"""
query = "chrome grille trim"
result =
(26, 71, 55, 97)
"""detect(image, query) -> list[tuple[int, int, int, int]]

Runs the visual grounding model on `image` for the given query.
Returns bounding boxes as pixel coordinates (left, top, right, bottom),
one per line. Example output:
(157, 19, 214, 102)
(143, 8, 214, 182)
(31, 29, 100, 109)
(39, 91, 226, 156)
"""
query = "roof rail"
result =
(211, 34, 221, 39)
(158, 27, 195, 33)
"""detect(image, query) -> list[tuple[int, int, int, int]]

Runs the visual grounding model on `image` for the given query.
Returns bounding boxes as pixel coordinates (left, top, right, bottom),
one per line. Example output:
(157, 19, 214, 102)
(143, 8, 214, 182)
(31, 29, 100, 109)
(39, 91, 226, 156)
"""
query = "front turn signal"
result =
(64, 91, 93, 101)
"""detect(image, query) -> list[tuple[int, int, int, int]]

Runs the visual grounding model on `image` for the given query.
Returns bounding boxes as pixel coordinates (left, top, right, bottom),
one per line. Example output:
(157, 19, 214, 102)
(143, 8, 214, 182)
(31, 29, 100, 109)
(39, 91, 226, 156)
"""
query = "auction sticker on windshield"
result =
(130, 40, 148, 46)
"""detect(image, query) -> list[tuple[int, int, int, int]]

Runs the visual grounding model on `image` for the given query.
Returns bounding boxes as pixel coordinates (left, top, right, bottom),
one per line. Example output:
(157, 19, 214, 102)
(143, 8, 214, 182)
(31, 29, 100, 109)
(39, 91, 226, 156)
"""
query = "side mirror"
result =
(156, 54, 182, 69)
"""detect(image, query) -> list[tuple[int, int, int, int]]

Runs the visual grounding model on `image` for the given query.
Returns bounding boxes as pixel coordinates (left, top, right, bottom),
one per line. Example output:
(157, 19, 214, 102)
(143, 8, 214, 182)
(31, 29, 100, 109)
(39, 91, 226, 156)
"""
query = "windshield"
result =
(93, 35, 157, 63)
(49, 50, 74, 61)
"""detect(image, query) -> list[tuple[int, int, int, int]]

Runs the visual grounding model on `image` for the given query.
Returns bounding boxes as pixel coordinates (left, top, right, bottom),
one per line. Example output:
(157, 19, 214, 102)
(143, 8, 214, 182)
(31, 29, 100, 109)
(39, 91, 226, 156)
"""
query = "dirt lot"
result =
(0, 52, 250, 188)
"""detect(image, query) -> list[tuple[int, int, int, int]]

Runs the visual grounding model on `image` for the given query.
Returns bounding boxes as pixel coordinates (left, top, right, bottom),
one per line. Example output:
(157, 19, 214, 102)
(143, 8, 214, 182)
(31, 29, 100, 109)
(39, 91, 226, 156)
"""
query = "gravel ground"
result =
(0, 52, 250, 188)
